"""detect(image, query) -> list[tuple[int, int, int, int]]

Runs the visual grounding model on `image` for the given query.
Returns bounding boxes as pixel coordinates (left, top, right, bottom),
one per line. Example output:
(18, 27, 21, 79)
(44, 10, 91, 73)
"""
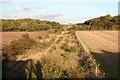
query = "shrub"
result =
(60, 43, 69, 52)
(41, 57, 62, 78)
(2, 33, 37, 60)
(61, 52, 70, 57)
(2, 44, 16, 60)
(11, 34, 36, 55)
(69, 46, 77, 53)
(60, 44, 77, 53)
(42, 38, 55, 49)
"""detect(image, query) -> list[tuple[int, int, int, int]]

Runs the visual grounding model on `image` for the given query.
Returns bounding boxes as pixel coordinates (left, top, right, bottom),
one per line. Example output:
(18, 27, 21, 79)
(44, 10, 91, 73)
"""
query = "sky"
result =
(0, 0, 119, 24)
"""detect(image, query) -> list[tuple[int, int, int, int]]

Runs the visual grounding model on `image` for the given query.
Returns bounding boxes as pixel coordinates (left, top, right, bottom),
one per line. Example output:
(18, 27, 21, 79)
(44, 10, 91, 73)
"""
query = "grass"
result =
(40, 53, 86, 78)
(51, 45, 56, 50)
(69, 46, 77, 53)
(60, 45, 77, 53)
(56, 36, 63, 44)
(42, 38, 55, 49)
(40, 56, 62, 78)
(61, 52, 70, 57)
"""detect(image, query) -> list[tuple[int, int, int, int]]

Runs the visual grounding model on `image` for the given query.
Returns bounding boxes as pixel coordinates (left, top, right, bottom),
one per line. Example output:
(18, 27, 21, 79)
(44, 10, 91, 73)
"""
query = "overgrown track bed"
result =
(2, 31, 109, 78)
(75, 31, 119, 78)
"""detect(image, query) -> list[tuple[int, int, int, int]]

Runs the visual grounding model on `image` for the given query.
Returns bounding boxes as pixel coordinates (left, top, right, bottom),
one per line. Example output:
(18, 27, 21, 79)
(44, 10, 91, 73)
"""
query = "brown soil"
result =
(1, 31, 47, 44)
(76, 31, 118, 53)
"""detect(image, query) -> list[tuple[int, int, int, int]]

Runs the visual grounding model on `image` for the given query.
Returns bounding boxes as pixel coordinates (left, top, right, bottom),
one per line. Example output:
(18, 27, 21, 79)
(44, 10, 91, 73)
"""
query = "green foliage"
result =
(2, 15, 118, 31)
(69, 46, 77, 53)
(83, 14, 118, 30)
(60, 43, 77, 53)
(19, 22, 29, 31)
(40, 55, 84, 78)
(2, 19, 61, 31)
(73, 15, 118, 31)
(47, 21, 60, 29)
(41, 57, 62, 78)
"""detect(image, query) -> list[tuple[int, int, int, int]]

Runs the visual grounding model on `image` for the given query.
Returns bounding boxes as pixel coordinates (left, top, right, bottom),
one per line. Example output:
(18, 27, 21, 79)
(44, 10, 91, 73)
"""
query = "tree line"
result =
(76, 14, 119, 30)
(1, 18, 61, 31)
(1, 15, 119, 31)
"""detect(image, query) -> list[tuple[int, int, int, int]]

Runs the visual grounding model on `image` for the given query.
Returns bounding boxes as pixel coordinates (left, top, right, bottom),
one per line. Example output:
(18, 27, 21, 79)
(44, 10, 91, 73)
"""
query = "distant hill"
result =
(1, 18, 61, 31)
(76, 14, 119, 30)
(1, 15, 119, 31)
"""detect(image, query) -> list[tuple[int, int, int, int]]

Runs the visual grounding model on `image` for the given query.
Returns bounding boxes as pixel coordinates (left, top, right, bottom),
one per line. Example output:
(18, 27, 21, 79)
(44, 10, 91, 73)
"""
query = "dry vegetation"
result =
(2, 30, 103, 78)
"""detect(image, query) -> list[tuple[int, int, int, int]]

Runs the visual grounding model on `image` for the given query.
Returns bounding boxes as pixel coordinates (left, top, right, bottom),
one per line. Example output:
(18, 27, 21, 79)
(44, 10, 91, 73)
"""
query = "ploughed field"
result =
(75, 31, 119, 78)
(76, 31, 118, 53)
(1, 31, 47, 44)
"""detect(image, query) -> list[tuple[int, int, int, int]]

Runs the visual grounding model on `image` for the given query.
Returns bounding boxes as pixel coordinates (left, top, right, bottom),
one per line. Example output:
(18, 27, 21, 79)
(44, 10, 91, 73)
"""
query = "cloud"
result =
(0, 8, 94, 24)
(1, 9, 63, 20)
(0, 0, 119, 2)
(36, 14, 63, 20)
(11, 7, 32, 12)
(53, 16, 93, 24)
(2, 6, 42, 14)
(23, 7, 31, 11)
(0, 0, 11, 3)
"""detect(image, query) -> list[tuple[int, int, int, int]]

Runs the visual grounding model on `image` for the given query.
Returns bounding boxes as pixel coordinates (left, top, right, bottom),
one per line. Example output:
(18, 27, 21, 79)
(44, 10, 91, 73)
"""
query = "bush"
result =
(2, 44, 16, 60)
(60, 43, 69, 52)
(2, 34, 37, 61)
(42, 38, 55, 49)
(41, 57, 62, 78)
(60, 44, 77, 53)
(69, 46, 77, 53)
(11, 34, 36, 55)
(61, 52, 70, 57)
